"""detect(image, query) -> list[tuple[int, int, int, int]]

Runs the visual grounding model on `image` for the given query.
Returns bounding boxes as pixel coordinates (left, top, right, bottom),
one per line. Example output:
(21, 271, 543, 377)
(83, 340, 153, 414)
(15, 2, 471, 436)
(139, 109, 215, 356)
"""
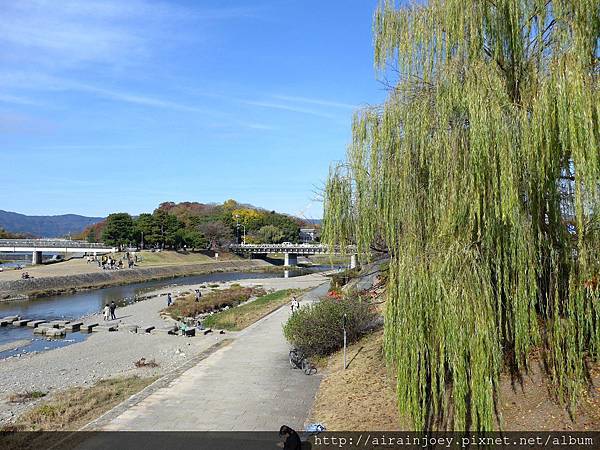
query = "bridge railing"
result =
(229, 243, 356, 253)
(0, 239, 110, 249)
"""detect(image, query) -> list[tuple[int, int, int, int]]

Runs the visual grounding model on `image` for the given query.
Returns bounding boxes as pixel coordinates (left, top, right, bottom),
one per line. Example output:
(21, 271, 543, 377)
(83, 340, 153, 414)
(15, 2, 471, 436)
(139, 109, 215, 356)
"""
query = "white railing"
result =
(0, 239, 109, 249)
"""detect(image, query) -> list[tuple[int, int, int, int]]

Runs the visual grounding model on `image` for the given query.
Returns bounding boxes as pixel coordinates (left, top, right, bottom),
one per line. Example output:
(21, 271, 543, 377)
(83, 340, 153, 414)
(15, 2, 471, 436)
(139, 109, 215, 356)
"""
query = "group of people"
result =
(103, 301, 117, 321)
(21, 271, 32, 279)
(87, 252, 137, 270)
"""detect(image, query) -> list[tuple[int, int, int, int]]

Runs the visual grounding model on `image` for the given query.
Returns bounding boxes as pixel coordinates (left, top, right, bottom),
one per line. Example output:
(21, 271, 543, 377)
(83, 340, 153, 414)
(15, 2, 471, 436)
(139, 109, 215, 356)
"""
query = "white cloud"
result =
(0, 94, 43, 106)
(0, 0, 259, 71)
(272, 95, 358, 110)
(244, 100, 338, 119)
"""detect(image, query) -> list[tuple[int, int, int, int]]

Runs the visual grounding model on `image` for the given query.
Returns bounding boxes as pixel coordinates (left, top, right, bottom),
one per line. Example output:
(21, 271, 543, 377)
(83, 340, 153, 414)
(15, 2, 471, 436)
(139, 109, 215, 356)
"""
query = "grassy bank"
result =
(3, 376, 156, 432)
(203, 289, 300, 331)
(308, 329, 402, 430)
(135, 250, 227, 267)
(164, 285, 268, 319)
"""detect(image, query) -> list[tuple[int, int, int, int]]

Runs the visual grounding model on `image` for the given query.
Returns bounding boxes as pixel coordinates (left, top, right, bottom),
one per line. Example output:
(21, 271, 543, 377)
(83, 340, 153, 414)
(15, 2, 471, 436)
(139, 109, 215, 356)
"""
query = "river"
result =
(0, 266, 334, 358)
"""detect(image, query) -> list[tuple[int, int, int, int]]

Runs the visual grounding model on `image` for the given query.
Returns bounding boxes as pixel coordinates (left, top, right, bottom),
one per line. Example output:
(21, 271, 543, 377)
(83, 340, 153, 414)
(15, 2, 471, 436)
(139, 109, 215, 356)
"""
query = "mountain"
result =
(0, 210, 104, 238)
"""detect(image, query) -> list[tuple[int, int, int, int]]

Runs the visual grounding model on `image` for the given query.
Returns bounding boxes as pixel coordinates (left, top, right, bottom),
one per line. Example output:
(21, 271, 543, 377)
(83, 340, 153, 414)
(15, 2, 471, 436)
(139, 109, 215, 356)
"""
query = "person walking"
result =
(290, 296, 300, 313)
(110, 301, 117, 320)
(103, 304, 110, 321)
(194, 289, 202, 302)
(167, 293, 172, 307)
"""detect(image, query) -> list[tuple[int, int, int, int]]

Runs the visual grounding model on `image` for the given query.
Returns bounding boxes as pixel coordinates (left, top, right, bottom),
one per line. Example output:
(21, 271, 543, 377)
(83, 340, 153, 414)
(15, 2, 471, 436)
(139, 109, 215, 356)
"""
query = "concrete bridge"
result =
(229, 243, 357, 268)
(0, 239, 117, 264)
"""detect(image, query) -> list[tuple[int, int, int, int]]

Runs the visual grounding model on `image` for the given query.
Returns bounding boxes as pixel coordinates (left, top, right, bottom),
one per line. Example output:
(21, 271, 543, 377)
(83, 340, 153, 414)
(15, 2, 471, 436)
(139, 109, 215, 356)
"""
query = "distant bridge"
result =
(229, 243, 357, 268)
(0, 239, 117, 265)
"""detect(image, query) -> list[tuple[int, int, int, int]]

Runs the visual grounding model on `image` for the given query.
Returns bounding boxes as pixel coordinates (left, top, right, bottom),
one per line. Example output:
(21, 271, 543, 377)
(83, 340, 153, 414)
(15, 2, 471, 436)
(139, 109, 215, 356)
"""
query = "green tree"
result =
(152, 209, 183, 249)
(174, 228, 208, 250)
(256, 225, 285, 244)
(133, 213, 156, 249)
(261, 212, 300, 243)
(101, 213, 134, 250)
(323, 0, 599, 431)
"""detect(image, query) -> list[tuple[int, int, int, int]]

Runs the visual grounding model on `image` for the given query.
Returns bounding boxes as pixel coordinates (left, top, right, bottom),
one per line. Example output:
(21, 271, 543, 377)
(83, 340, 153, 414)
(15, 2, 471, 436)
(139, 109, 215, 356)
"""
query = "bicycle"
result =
(289, 348, 317, 375)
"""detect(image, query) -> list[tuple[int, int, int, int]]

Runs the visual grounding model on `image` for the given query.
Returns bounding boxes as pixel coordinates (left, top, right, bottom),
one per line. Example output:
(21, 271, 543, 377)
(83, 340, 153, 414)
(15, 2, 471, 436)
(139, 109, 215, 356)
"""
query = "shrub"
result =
(329, 268, 360, 291)
(283, 296, 375, 357)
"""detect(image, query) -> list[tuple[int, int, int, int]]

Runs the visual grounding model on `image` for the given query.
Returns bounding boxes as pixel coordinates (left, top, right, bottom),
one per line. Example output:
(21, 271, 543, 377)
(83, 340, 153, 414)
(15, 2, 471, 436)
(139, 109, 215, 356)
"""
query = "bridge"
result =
(229, 243, 357, 268)
(0, 239, 117, 265)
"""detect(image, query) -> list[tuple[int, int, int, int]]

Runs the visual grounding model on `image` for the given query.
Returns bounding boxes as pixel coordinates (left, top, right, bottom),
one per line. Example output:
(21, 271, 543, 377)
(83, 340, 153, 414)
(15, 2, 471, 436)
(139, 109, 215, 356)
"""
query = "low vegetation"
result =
(134, 358, 159, 368)
(8, 391, 47, 403)
(3, 376, 156, 432)
(329, 268, 360, 291)
(164, 285, 267, 319)
(283, 296, 375, 357)
(203, 289, 300, 331)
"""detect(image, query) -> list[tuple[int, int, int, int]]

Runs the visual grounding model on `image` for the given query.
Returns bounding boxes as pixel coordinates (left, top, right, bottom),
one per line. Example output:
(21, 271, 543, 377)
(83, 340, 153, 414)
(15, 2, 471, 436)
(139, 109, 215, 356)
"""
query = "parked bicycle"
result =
(289, 348, 317, 375)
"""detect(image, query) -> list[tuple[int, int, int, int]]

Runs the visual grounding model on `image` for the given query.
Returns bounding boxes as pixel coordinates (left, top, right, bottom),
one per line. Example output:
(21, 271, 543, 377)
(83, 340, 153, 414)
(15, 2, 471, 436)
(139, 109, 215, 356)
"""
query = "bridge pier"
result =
(350, 254, 358, 269)
(32, 251, 43, 265)
(284, 253, 298, 267)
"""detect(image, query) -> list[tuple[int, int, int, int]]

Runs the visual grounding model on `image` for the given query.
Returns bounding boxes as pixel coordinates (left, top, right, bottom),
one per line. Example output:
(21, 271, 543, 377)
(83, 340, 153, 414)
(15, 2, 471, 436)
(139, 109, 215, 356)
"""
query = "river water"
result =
(0, 266, 334, 358)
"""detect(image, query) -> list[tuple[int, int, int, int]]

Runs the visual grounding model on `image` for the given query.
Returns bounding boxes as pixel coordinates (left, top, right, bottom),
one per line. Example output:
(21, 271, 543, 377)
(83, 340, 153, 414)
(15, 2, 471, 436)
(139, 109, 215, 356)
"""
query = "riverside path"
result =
(95, 280, 330, 431)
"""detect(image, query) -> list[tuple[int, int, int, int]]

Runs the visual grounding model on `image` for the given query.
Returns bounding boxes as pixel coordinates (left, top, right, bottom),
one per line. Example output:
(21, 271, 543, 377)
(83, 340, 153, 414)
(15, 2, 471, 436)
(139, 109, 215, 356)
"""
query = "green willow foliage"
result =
(323, 0, 599, 431)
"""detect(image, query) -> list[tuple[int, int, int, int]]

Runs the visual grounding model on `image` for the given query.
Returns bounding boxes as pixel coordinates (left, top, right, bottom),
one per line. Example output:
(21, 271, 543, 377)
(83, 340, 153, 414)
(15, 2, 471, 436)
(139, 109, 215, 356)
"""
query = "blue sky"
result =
(0, 0, 386, 219)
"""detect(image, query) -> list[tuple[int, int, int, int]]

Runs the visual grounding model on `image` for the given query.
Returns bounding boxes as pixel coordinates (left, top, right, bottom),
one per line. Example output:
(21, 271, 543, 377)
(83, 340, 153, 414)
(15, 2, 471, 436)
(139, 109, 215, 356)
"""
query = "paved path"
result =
(99, 282, 329, 431)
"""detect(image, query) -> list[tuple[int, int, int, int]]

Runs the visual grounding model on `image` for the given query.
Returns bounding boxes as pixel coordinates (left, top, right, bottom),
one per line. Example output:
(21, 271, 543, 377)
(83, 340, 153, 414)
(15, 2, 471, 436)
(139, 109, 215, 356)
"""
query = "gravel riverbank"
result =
(0, 271, 332, 425)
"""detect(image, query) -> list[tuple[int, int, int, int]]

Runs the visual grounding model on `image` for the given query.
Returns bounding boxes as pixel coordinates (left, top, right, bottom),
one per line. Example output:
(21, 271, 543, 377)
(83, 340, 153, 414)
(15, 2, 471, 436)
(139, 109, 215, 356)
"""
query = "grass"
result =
(164, 285, 267, 319)
(203, 289, 301, 331)
(135, 250, 214, 267)
(8, 391, 47, 403)
(308, 328, 405, 431)
(3, 376, 156, 432)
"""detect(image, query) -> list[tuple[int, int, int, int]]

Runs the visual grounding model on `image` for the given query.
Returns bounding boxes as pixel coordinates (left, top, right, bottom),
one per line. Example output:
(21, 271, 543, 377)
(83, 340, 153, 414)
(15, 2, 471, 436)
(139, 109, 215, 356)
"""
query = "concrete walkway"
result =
(98, 282, 330, 431)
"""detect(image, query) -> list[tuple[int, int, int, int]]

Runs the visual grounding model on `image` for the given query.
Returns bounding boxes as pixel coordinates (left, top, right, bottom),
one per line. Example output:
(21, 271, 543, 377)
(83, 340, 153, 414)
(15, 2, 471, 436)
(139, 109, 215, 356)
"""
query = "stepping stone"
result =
(80, 323, 99, 333)
(34, 326, 50, 335)
(12, 319, 31, 327)
(65, 322, 83, 331)
(95, 324, 118, 332)
(142, 325, 155, 333)
(27, 320, 47, 328)
(49, 320, 70, 328)
(2, 316, 19, 323)
(121, 324, 138, 333)
(45, 328, 66, 337)
(0, 320, 8, 327)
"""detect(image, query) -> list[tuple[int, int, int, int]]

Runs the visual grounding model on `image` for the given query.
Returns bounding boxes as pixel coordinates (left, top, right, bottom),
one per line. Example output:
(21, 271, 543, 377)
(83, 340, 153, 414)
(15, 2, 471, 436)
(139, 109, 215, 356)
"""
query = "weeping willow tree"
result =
(323, 0, 599, 431)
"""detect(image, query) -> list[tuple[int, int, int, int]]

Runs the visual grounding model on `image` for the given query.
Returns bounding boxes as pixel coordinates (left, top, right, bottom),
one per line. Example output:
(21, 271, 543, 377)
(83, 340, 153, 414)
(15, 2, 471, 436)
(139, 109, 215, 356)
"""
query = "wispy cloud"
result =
(0, 94, 43, 106)
(272, 95, 358, 110)
(244, 100, 338, 119)
(0, 0, 261, 71)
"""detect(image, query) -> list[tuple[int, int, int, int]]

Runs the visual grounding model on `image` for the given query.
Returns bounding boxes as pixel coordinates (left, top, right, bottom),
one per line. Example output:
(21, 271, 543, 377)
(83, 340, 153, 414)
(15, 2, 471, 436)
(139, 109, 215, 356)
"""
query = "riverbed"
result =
(0, 266, 334, 357)
(0, 270, 334, 425)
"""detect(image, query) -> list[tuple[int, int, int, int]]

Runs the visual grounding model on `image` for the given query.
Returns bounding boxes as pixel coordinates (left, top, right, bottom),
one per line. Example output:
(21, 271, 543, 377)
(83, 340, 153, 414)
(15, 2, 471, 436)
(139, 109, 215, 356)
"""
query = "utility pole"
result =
(343, 313, 347, 370)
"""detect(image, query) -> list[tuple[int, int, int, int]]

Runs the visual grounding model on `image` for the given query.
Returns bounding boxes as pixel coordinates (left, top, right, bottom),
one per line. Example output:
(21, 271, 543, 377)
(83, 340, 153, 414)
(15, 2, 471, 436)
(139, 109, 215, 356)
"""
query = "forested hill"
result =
(0, 210, 103, 238)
